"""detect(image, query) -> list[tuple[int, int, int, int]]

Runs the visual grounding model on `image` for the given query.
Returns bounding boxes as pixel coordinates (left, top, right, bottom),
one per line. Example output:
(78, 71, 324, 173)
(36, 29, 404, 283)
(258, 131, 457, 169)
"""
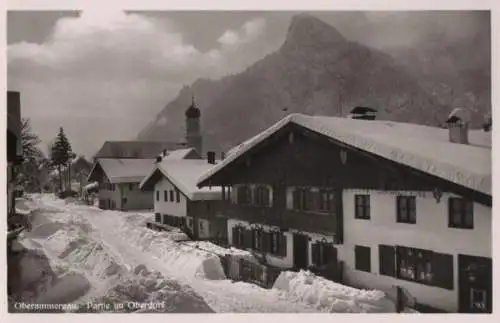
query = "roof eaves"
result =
(197, 114, 299, 187)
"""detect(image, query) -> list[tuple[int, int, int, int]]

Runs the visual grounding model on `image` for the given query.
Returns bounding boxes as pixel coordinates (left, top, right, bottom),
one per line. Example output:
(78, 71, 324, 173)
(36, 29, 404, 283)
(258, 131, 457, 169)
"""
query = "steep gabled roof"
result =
(94, 141, 187, 159)
(140, 159, 221, 200)
(88, 158, 155, 184)
(198, 113, 491, 196)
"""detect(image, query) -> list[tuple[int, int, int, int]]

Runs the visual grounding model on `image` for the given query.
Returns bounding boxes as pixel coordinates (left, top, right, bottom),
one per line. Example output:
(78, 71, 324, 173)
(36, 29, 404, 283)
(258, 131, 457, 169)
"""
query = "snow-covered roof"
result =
(198, 113, 491, 195)
(140, 159, 222, 200)
(83, 181, 99, 191)
(89, 158, 155, 184)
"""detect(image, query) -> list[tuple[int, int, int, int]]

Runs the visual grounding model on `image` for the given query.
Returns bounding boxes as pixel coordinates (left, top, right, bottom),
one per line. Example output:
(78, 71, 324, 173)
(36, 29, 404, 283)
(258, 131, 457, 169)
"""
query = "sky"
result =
(7, 10, 489, 158)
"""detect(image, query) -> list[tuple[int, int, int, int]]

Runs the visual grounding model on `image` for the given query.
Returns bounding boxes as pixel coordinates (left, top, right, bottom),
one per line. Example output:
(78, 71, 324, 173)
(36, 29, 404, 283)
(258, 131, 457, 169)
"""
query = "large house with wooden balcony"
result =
(140, 152, 225, 240)
(197, 110, 491, 313)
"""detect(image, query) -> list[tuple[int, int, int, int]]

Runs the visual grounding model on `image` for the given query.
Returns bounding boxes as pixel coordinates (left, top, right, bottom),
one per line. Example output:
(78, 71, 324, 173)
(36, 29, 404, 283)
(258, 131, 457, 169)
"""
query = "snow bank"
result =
(273, 270, 396, 313)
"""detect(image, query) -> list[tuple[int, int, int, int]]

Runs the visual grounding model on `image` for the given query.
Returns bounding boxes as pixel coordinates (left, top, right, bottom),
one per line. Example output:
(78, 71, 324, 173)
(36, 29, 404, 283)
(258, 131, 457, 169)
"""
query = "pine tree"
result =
(17, 118, 45, 192)
(50, 127, 73, 191)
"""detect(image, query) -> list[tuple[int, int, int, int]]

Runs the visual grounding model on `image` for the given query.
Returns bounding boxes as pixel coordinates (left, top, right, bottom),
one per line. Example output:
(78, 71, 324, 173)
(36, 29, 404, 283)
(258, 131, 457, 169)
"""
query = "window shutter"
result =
(292, 189, 298, 209)
(379, 244, 396, 277)
(280, 234, 287, 257)
(432, 252, 454, 290)
(325, 243, 336, 265)
(232, 226, 239, 246)
(243, 229, 253, 249)
(311, 243, 319, 267)
(262, 231, 271, 253)
(311, 190, 320, 211)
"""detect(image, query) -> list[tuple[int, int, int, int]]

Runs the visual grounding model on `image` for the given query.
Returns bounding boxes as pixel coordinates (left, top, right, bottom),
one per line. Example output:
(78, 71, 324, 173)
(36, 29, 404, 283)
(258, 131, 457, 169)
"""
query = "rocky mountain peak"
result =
(283, 13, 347, 50)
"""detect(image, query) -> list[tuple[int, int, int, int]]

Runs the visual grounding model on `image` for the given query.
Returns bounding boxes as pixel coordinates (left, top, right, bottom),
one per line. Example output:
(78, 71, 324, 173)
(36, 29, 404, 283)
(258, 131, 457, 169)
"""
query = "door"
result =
(458, 254, 492, 313)
(293, 233, 309, 269)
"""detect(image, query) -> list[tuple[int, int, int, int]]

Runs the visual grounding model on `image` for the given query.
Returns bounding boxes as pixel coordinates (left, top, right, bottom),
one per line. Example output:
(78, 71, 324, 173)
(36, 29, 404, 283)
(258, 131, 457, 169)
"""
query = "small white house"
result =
(140, 157, 223, 240)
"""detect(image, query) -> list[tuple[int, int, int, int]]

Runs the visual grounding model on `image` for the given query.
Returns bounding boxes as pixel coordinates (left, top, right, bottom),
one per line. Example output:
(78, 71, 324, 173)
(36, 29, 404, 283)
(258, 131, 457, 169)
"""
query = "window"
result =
(176, 190, 180, 203)
(237, 185, 251, 205)
(252, 230, 262, 250)
(188, 219, 193, 227)
(311, 241, 335, 267)
(269, 231, 287, 257)
(232, 226, 245, 247)
(319, 190, 335, 212)
(156, 190, 160, 201)
(354, 195, 370, 219)
(199, 221, 204, 230)
(254, 186, 270, 207)
(129, 183, 134, 191)
(164, 190, 168, 202)
(379, 245, 396, 277)
(448, 198, 473, 229)
(355, 245, 371, 272)
(293, 188, 310, 210)
(471, 288, 487, 311)
(169, 190, 174, 202)
(155, 213, 161, 223)
(397, 246, 433, 284)
(397, 196, 416, 224)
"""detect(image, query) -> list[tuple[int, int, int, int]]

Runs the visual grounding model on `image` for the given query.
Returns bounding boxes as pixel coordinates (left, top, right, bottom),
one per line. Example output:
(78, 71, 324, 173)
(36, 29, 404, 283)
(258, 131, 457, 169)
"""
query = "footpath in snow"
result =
(15, 194, 397, 313)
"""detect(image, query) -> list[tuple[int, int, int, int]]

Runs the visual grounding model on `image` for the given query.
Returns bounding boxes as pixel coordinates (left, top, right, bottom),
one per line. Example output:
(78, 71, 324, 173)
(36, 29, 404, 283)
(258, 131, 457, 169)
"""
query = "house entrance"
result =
(458, 254, 492, 313)
(293, 233, 309, 269)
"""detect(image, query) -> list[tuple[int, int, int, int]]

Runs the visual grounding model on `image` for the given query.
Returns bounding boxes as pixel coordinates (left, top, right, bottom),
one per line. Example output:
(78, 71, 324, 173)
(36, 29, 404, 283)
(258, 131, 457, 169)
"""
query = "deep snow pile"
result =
(19, 194, 401, 313)
(273, 270, 396, 313)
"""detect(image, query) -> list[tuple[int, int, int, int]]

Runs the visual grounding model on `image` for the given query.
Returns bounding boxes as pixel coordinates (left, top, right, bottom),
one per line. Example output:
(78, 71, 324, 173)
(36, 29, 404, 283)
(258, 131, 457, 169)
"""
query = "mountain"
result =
(385, 19, 491, 127)
(137, 14, 485, 154)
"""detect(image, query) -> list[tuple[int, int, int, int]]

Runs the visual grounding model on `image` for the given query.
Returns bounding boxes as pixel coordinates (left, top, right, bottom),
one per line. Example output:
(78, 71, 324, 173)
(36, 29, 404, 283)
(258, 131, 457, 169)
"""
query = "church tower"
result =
(185, 94, 202, 155)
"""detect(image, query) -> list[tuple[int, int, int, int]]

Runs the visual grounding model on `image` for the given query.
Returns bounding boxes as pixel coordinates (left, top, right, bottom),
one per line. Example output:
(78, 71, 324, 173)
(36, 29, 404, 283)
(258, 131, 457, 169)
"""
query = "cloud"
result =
(218, 17, 266, 48)
(8, 11, 268, 157)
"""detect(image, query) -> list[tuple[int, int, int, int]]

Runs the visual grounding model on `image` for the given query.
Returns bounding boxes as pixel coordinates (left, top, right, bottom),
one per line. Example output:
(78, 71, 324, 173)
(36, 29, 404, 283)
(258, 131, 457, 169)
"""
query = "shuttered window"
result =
(164, 190, 168, 202)
(176, 190, 181, 203)
(293, 188, 310, 210)
(243, 228, 253, 249)
(156, 190, 160, 201)
(155, 213, 161, 223)
(355, 195, 370, 219)
(254, 186, 270, 207)
(397, 196, 416, 224)
(355, 245, 371, 272)
(237, 186, 252, 205)
(312, 242, 336, 267)
(448, 198, 474, 229)
(170, 190, 174, 202)
(252, 229, 262, 250)
(397, 246, 432, 284)
(319, 190, 335, 212)
(268, 231, 287, 257)
(379, 244, 396, 277)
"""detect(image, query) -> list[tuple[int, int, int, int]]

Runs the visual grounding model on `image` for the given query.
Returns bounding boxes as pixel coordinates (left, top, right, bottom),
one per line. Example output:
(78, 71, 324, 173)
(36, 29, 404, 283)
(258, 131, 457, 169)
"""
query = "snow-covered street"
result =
(11, 194, 396, 313)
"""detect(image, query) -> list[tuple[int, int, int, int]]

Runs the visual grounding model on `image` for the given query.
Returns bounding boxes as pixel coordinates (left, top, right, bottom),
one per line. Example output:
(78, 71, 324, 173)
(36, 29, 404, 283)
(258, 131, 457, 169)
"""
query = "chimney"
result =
(221, 152, 226, 160)
(446, 108, 470, 144)
(348, 106, 377, 120)
(207, 151, 216, 164)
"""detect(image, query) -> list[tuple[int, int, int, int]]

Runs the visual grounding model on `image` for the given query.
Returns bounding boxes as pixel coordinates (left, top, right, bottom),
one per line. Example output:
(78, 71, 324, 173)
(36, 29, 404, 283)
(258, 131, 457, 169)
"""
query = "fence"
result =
(220, 254, 284, 289)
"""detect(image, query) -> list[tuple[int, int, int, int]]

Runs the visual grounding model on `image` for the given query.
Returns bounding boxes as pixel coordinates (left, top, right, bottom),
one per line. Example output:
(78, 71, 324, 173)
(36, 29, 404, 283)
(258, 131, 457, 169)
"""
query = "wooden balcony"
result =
(216, 202, 338, 236)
